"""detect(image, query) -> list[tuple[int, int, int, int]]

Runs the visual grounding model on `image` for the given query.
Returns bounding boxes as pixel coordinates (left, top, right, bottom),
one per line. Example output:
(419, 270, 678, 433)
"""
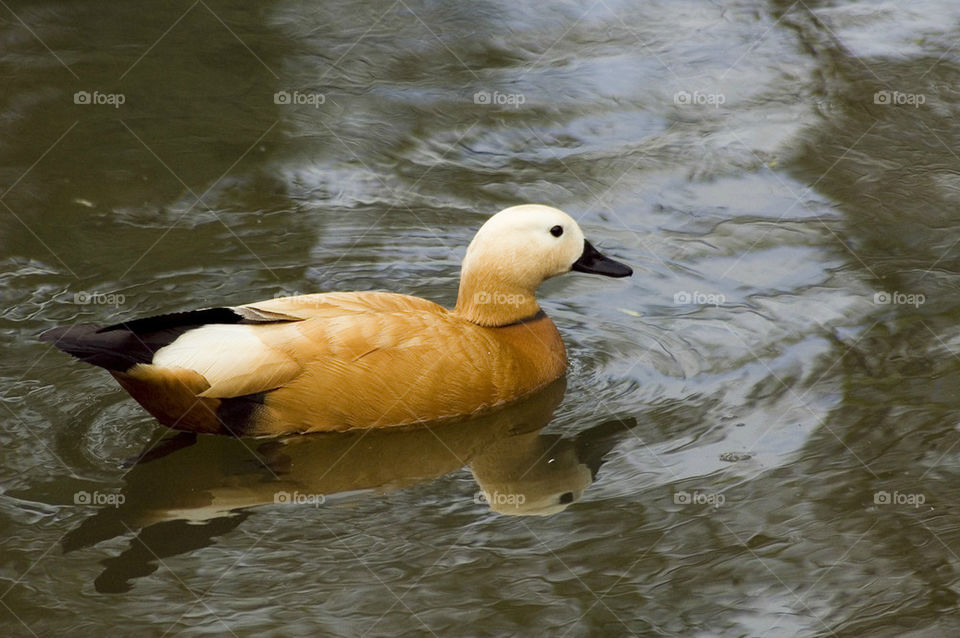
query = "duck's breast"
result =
(480, 312, 568, 396)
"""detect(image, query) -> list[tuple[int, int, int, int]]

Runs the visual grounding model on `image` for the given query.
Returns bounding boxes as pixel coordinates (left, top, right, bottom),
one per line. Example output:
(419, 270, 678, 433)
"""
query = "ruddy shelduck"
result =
(41, 205, 631, 435)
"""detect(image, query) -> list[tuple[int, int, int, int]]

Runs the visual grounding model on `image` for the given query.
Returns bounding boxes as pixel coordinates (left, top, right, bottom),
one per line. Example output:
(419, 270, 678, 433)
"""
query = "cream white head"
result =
(454, 204, 631, 326)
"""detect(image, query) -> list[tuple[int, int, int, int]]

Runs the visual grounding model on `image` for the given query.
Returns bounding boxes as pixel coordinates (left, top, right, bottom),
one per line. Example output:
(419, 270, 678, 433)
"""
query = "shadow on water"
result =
(45, 379, 639, 593)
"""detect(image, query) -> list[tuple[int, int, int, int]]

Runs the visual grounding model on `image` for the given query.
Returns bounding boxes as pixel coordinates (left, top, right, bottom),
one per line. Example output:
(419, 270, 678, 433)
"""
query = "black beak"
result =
(571, 240, 632, 278)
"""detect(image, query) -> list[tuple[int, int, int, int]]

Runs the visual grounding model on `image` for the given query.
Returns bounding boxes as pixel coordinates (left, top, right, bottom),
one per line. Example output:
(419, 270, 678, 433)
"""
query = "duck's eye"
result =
(559, 491, 574, 504)
(550, 225, 564, 237)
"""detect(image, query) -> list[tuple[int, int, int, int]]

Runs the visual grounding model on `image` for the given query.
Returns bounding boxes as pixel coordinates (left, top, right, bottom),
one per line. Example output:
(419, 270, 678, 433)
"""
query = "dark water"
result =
(4, 0, 960, 635)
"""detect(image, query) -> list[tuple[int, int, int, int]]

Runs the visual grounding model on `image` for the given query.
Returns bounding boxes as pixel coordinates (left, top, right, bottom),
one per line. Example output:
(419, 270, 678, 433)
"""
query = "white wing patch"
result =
(152, 324, 300, 398)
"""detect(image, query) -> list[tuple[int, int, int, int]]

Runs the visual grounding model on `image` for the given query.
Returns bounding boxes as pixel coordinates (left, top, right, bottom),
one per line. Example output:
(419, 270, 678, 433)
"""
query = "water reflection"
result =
(59, 378, 637, 592)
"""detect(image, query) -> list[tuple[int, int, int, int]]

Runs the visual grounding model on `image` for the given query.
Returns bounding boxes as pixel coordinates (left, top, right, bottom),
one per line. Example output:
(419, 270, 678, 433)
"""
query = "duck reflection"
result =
(64, 379, 637, 592)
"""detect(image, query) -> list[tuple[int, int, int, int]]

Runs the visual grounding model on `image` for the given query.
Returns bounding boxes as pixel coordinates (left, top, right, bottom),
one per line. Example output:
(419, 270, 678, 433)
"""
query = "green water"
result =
(4, 1, 960, 635)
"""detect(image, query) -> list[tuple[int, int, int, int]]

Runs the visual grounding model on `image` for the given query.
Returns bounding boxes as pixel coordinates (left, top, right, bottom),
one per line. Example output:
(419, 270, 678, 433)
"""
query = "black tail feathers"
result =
(39, 307, 255, 372)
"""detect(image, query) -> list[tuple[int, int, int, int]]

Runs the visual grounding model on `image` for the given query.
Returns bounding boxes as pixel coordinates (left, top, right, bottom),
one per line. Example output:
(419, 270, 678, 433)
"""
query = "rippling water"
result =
(4, 0, 960, 635)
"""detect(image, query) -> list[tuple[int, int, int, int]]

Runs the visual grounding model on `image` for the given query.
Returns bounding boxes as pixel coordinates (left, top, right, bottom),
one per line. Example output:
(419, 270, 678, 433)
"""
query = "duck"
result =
(40, 204, 631, 436)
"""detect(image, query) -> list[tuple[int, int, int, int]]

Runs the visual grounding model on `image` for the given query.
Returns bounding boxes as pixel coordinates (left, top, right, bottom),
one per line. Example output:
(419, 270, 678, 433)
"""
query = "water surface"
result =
(3, 1, 960, 636)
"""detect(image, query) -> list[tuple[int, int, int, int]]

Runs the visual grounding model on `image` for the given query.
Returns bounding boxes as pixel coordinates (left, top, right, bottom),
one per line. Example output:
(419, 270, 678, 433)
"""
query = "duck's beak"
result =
(571, 240, 633, 278)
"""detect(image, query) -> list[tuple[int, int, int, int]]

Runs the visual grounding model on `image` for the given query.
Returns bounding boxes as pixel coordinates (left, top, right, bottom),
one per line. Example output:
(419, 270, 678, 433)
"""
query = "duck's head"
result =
(470, 432, 594, 517)
(455, 204, 632, 326)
